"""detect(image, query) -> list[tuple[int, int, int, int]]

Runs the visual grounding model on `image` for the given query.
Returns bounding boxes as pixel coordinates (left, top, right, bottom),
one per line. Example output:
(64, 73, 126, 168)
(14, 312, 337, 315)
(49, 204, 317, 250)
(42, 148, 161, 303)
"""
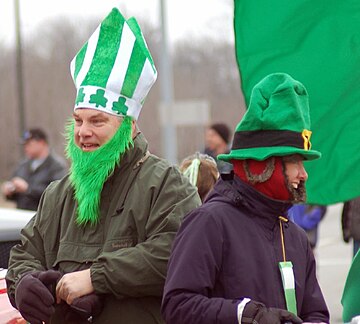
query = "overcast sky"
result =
(0, 0, 234, 46)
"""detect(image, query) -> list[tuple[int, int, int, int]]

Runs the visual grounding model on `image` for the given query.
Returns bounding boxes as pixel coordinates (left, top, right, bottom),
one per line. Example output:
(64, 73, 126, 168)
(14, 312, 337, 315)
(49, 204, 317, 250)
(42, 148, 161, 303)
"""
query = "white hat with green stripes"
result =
(70, 8, 157, 120)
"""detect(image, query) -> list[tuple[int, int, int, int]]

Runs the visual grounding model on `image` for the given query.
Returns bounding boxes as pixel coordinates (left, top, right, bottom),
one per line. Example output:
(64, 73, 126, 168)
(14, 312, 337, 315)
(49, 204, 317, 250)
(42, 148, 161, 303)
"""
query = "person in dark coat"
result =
(341, 196, 360, 257)
(162, 73, 329, 324)
(1, 128, 67, 211)
(341, 198, 360, 323)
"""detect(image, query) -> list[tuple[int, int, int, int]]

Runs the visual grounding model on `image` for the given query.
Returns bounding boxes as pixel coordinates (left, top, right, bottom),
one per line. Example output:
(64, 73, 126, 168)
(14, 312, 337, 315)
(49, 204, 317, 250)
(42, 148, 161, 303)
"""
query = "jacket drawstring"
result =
(278, 215, 297, 315)
(279, 215, 288, 262)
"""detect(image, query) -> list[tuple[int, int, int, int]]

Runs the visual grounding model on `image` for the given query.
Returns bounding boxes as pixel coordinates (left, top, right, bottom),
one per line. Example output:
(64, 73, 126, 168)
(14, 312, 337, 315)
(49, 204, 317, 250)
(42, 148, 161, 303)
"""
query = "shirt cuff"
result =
(237, 298, 251, 324)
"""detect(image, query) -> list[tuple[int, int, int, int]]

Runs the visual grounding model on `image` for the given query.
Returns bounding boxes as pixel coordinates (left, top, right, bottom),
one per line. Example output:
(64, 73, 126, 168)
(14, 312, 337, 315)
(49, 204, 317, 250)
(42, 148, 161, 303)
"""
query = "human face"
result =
(23, 139, 45, 159)
(283, 154, 308, 189)
(205, 128, 225, 151)
(73, 109, 122, 152)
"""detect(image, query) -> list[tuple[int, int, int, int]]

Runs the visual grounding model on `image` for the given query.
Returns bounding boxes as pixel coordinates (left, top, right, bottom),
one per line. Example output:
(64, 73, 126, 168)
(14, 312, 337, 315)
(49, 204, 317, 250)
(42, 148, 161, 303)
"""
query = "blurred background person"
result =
(1, 128, 67, 211)
(342, 198, 360, 323)
(203, 122, 233, 174)
(288, 204, 327, 251)
(179, 153, 219, 203)
(341, 196, 360, 257)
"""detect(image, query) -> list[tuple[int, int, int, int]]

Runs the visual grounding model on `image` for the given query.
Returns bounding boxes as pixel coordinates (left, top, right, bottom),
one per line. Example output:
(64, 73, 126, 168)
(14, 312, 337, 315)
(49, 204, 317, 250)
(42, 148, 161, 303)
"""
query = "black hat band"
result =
(232, 130, 311, 150)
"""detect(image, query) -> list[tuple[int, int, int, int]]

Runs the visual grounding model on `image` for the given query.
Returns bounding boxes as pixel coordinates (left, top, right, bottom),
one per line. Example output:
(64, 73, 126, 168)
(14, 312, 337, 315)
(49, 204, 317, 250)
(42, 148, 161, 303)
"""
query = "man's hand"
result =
(12, 177, 29, 193)
(15, 270, 62, 324)
(1, 181, 16, 196)
(56, 269, 94, 305)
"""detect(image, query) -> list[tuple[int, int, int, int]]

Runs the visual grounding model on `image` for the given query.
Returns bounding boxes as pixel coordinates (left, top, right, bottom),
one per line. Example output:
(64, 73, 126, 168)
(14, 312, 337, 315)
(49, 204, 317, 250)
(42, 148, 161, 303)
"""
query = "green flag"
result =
(342, 249, 360, 322)
(234, 0, 360, 204)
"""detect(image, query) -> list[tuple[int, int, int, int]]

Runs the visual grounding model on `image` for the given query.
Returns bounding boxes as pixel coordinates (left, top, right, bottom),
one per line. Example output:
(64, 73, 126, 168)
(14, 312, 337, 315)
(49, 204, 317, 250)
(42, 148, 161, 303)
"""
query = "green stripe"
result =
(284, 288, 297, 315)
(121, 42, 146, 98)
(127, 17, 155, 71)
(74, 42, 88, 81)
(82, 9, 124, 87)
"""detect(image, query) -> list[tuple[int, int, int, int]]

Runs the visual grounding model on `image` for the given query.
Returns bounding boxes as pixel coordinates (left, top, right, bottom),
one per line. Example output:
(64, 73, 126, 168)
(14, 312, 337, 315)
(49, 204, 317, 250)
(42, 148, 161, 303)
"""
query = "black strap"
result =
(232, 130, 304, 149)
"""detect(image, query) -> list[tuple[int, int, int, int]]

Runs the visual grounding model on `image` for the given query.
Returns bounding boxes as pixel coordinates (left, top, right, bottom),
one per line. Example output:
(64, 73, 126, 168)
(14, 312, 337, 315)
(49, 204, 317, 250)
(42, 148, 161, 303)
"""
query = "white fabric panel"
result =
(106, 23, 136, 95)
(75, 25, 101, 87)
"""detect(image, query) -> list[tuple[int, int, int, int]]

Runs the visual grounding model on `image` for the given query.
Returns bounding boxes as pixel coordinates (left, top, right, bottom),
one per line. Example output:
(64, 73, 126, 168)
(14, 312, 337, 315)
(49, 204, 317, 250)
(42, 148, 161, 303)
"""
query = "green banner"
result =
(234, 0, 360, 204)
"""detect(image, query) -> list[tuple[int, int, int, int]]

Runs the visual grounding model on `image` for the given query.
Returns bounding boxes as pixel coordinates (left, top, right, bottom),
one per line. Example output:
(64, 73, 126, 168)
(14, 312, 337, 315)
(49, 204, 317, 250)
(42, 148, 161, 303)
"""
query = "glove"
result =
(70, 293, 104, 319)
(15, 270, 62, 324)
(242, 300, 303, 324)
(61, 293, 103, 322)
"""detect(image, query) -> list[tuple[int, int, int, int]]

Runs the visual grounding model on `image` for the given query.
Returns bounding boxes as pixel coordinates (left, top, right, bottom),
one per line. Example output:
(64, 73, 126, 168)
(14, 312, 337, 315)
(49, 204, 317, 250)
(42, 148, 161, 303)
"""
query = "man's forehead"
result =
(283, 154, 304, 163)
(73, 110, 110, 118)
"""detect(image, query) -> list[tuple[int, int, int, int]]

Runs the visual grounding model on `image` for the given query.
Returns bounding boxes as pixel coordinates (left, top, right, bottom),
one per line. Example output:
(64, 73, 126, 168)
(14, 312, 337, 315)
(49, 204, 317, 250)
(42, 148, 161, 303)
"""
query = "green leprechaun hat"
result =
(218, 73, 321, 161)
(70, 8, 157, 119)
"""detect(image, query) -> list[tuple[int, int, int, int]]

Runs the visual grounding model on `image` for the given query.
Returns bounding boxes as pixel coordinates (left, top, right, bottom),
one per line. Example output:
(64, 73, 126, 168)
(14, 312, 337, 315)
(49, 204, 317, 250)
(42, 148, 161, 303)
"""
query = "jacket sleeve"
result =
(90, 166, 201, 299)
(161, 209, 240, 324)
(299, 242, 330, 323)
(24, 183, 50, 202)
(290, 204, 323, 231)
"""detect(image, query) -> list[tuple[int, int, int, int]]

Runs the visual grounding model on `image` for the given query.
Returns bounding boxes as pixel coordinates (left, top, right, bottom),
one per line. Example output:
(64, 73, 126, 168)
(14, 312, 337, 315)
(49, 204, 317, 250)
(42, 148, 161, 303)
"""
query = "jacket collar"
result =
(208, 172, 292, 224)
(117, 132, 148, 171)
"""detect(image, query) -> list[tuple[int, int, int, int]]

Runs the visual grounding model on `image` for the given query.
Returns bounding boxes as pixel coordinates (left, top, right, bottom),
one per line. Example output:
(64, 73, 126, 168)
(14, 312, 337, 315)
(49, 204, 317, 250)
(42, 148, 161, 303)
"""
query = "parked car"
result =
(0, 207, 35, 269)
(0, 207, 34, 324)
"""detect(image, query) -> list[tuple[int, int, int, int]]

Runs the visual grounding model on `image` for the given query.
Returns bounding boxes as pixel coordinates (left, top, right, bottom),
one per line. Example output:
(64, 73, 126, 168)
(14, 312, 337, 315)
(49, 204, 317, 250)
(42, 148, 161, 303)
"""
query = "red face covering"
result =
(232, 157, 291, 201)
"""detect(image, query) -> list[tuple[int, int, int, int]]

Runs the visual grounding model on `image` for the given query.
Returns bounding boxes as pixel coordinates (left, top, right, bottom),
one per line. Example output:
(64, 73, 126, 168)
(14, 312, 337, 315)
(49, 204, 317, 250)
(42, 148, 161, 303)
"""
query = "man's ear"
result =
(131, 120, 137, 138)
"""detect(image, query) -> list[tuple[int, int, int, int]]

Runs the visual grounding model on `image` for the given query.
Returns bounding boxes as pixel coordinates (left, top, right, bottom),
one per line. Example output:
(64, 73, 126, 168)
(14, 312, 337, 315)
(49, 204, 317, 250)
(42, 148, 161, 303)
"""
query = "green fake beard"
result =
(65, 116, 133, 226)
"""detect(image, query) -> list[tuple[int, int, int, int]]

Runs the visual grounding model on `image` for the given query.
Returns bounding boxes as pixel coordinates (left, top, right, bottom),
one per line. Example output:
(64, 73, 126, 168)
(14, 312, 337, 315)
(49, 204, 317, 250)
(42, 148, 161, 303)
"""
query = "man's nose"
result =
(78, 123, 92, 137)
(299, 163, 308, 181)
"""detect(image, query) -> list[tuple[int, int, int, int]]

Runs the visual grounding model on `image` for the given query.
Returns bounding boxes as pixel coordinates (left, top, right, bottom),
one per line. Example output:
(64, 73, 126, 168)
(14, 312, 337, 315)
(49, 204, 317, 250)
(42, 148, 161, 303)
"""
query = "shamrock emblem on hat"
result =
(89, 89, 108, 108)
(112, 96, 128, 115)
(75, 88, 85, 105)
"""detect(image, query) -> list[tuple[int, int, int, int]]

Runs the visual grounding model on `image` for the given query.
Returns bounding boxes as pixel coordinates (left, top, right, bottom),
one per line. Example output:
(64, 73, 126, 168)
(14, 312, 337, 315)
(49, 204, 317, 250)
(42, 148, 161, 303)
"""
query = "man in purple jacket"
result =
(161, 73, 329, 324)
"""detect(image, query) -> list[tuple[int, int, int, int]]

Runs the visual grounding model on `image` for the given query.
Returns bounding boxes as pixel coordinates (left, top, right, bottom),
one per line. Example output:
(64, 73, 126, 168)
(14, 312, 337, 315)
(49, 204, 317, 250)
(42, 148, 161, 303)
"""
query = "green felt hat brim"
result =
(218, 146, 321, 162)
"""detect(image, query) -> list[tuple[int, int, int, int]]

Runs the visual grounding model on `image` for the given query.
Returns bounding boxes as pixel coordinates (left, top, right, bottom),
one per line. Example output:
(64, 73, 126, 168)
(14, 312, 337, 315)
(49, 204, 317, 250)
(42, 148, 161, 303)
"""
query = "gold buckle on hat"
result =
(302, 129, 312, 150)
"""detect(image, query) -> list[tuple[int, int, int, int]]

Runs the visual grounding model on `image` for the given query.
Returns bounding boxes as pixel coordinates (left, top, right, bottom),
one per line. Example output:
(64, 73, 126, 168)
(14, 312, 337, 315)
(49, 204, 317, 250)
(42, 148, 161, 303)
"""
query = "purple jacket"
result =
(162, 175, 329, 323)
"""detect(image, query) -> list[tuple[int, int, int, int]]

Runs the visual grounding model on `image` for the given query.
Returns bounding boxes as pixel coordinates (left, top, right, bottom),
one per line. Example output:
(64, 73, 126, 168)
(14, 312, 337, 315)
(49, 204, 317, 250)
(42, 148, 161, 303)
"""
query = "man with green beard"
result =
(5, 8, 201, 324)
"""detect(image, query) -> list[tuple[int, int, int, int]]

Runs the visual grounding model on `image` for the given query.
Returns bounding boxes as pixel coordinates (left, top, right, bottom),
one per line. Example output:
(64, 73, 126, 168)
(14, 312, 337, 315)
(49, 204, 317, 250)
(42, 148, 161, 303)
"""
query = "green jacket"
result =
(6, 133, 201, 324)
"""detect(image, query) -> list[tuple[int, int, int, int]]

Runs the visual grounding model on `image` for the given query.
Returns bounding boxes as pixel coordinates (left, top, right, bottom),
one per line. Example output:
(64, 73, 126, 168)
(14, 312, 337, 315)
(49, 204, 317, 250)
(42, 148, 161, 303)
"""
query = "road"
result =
(316, 203, 352, 324)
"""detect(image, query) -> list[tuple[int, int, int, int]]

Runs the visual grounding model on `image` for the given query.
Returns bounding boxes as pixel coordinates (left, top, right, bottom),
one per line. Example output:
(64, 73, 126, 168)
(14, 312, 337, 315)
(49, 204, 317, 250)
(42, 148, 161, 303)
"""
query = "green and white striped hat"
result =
(70, 8, 157, 120)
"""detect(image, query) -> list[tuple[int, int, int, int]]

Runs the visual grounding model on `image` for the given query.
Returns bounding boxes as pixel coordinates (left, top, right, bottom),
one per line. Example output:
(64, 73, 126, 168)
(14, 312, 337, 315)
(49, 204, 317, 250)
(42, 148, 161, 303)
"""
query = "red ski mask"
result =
(232, 157, 295, 202)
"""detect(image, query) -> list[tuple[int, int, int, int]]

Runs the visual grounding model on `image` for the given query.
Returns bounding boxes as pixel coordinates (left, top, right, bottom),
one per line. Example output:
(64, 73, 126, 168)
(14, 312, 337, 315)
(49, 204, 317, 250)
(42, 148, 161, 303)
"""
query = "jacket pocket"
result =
(52, 242, 102, 272)
(104, 207, 139, 251)
(103, 236, 137, 252)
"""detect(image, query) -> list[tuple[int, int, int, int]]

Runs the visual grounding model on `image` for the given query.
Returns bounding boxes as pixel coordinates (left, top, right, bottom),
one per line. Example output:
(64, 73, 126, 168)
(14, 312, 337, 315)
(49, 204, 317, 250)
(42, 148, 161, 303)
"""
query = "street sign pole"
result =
(159, 0, 177, 164)
(14, 0, 26, 155)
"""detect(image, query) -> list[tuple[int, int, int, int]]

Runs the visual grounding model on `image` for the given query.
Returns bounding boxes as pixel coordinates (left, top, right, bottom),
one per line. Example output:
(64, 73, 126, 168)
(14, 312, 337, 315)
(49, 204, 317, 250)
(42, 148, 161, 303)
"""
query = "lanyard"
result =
(278, 216, 297, 315)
